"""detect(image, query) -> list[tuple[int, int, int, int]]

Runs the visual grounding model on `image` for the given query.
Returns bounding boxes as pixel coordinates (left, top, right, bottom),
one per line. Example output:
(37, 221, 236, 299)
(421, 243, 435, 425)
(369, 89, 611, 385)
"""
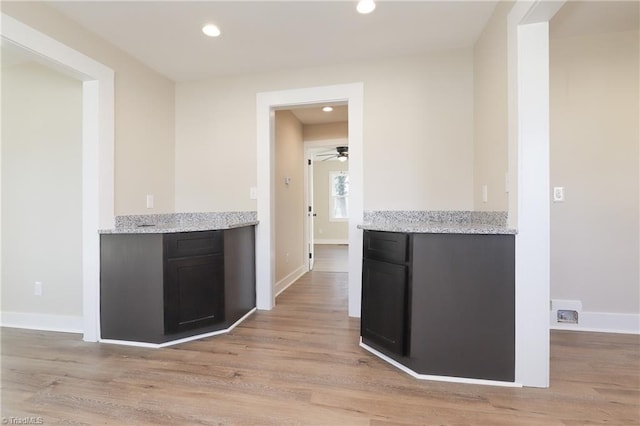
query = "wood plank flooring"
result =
(312, 244, 348, 273)
(2, 271, 639, 425)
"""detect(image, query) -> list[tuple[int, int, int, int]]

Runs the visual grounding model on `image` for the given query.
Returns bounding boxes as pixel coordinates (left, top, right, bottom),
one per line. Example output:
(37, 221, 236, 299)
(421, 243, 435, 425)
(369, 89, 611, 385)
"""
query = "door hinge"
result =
(308, 205, 312, 212)
(308, 159, 311, 165)
(309, 252, 313, 259)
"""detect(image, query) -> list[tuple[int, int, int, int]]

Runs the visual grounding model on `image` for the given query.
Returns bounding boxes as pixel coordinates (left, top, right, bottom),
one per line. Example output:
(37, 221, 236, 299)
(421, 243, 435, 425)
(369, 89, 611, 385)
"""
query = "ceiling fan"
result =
(316, 146, 349, 162)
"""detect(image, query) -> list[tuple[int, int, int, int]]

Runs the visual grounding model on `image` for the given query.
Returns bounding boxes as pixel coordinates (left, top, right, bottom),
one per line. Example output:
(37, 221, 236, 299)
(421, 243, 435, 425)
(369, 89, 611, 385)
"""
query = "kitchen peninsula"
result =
(359, 211, 517, 384)
(99, 212, 258, 347)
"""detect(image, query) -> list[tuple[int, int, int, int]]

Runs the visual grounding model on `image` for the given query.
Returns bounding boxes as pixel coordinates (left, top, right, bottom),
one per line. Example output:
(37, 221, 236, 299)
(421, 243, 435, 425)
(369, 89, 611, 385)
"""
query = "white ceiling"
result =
(290, 104, 348, 125)
(49, 0, 499, 82)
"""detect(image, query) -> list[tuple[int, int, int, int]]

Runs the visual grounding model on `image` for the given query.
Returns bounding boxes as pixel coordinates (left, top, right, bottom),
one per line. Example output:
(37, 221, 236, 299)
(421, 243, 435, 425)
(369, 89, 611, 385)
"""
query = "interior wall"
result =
(313, 160, 349, 243)
(175, 49, 475, 212)
(274, 111, 305, 283)
(304, 122, 348, 141)
(473, 0, 514, 211)
(2, 2, 176, 215)
(1, 61, 83, 318)
(550, 29, 640, 316)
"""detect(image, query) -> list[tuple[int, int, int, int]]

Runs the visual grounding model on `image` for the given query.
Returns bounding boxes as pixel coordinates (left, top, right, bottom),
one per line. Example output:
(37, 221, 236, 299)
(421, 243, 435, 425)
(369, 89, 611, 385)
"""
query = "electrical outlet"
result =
(34, 281, 42, 296)
(146, 194, 154, 209)
(553, 187, 564, 202)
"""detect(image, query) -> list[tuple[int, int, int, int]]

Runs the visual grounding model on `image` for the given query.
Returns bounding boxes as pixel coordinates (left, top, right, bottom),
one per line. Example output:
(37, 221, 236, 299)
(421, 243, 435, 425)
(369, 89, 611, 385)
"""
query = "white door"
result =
(307, 158, 315, 270)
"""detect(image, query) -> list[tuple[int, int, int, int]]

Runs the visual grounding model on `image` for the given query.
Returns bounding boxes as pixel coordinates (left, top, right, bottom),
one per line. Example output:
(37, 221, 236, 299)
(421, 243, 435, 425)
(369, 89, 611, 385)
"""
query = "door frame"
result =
(1, 14, 115, 342)
(303, 138, 349, 272)
(256, 83, 363, 317)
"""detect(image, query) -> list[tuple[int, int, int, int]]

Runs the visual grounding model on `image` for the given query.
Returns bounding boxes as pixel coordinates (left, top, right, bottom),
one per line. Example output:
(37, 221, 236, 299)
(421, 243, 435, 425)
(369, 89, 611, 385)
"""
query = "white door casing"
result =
(256, 84, 364, 316)
(1, 14, 115, 342)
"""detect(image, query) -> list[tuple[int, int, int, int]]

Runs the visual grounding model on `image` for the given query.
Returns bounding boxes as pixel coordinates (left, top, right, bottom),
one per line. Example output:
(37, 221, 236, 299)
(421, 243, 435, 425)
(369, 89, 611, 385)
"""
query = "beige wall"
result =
(550, 30, 640, 314)
(2, 2, 176, 215)
(313, 159, 349, 243)
(1, 62, 83, 317)
(304, 122, 349, 142)
(175, 49, 475, 212)
(274, 111, 305, 282)
(473, 0, 513, 211)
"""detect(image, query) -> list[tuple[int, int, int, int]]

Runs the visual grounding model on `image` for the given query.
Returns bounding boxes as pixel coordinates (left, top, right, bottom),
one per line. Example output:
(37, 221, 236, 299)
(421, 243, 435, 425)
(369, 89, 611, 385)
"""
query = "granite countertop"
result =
(358, 211, 517, 235)
(99, 212, 258, 234)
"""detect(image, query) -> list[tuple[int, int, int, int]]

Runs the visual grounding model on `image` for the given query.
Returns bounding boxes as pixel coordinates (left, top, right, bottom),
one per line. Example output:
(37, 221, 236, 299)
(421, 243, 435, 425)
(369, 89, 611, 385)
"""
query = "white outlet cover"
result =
(553, 187, 564, 202)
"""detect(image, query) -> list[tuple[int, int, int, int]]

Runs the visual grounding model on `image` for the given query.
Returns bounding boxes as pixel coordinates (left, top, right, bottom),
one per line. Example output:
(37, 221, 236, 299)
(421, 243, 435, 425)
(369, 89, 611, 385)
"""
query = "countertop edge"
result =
(358, 223, 518, 235)
(99, 221, 259, 234)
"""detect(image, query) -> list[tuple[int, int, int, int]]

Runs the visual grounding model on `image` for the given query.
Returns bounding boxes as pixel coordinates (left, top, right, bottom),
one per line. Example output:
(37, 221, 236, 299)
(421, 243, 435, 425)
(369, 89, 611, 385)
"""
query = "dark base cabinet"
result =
(361, 258, 408, 356)
(361, 230, 515, 382)
(100, 226, 256, 344)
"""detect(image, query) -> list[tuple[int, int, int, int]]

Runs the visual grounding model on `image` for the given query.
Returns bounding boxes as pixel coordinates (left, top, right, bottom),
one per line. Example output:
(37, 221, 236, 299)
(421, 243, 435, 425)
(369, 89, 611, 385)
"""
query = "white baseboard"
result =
(550, 310, 640, 334)
(0, 311, 83, 334)
(275, 264, 307, 297)
(100, 308, 257, 348)
(314, 239, 348, 245)
(359, 339, 521, 388)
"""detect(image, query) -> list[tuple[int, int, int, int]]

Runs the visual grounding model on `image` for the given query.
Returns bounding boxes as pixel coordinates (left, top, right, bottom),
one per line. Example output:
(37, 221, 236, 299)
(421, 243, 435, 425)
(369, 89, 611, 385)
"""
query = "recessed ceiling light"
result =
(322, 106, 334, 112)
(357, 0, 376, 14)
(202, 24, 221, 37)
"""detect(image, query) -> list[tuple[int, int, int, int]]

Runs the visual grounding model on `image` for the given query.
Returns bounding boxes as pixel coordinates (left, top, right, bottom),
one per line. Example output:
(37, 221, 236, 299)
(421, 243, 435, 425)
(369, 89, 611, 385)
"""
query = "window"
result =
(329, 171, 349, 221)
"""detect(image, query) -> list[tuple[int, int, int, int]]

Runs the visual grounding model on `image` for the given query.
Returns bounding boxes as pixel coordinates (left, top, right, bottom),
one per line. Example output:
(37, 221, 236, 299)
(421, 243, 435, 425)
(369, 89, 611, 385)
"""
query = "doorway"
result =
(1, 14, 114, 341)
(305, 139, 349, 273)
(256, 83, 363, 317)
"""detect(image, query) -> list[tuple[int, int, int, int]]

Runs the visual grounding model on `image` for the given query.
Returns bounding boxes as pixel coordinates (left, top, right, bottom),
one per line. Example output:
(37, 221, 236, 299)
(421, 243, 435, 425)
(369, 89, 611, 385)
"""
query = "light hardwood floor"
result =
(2, 271, 639, 425)
(312, 244, 348, 273)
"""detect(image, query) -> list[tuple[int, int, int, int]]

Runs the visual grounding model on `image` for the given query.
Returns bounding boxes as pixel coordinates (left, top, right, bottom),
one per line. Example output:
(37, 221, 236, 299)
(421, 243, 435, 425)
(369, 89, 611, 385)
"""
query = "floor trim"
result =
(274, 265, 307, 297)
(550, 311, 640, 335)
(0, 312, 83, 334)
(359, 340, 522, 388)
(99, 308, 257, 348)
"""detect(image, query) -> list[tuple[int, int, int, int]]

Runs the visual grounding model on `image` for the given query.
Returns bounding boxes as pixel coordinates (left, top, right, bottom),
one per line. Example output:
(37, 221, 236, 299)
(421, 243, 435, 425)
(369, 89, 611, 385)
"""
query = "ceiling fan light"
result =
(357, 0, 376, 14)
(338, 155, 348, 162)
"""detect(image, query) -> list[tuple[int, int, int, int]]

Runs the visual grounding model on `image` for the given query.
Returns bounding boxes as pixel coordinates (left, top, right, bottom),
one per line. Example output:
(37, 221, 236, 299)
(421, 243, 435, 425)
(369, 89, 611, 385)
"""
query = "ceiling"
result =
(290, 104, 348, 125)
(48, 1, 499, 82)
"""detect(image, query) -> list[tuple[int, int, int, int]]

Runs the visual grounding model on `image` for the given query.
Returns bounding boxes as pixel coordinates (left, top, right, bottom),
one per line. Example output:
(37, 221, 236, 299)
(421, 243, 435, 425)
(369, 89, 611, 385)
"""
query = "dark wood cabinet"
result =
(164, 253, 225, 333)
(361, 230, 515, 382)
(361, 258, 408, 356)
(100, 226, 255, 344)
(163, 231, 225, 333)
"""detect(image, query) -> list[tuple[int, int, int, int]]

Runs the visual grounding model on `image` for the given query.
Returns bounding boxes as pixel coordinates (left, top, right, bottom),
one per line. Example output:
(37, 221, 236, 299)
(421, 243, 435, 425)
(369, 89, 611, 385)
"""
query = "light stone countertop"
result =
(99, 211, 258, 234)
(358, 211, 517, 235)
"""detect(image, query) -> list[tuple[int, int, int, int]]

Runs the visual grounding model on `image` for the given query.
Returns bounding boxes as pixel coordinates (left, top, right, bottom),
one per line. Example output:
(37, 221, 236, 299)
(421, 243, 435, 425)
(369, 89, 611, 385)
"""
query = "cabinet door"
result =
(164, 254, 225, 333)
(361, 258, 408, 356)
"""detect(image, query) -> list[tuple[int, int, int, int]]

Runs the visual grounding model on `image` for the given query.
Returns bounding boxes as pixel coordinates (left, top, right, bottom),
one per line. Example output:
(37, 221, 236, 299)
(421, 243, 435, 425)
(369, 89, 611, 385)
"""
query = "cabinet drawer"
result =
(363, 231, 408, 264)
(164, 231, 223, 259)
